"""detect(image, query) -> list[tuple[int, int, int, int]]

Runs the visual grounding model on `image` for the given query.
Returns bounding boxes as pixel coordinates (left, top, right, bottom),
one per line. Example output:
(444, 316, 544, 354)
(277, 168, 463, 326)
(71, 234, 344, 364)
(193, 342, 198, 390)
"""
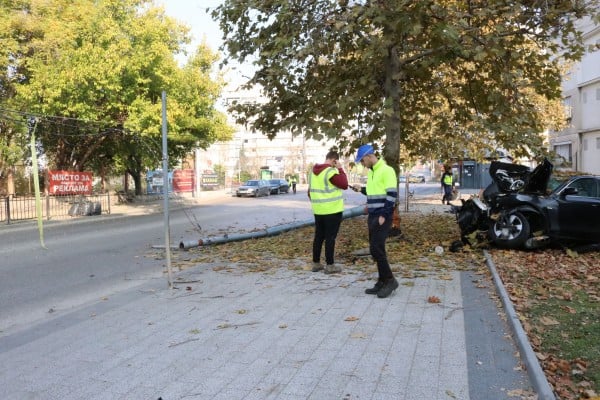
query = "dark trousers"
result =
(368, 214, 394, 281)
(313, 212, 343, 265)
(442, 185, 453, 203)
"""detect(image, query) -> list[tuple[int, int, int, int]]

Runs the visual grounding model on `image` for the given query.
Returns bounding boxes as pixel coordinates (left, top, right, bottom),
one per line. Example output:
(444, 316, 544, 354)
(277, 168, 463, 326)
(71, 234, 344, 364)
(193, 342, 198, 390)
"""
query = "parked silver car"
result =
(236, 180, 271, 197)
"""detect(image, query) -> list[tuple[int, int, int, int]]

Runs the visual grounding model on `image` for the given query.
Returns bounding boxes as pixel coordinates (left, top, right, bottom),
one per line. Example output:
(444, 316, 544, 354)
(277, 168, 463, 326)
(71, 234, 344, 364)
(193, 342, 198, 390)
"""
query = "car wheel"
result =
(488, 211, 530, 249)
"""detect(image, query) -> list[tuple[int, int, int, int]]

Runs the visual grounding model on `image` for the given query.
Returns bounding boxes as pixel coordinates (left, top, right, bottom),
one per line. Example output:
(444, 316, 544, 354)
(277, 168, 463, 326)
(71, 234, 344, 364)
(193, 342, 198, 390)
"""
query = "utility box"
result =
(458, 161, 493, 189)
(260, 167, 273, 180)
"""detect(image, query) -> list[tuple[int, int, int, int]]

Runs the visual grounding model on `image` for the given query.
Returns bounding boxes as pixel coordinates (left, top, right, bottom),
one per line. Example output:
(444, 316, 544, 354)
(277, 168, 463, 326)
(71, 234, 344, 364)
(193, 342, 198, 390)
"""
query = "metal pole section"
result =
(194, 147, 201, 197)
(161, 91, 173, 288)
(29, 118, 46, 249)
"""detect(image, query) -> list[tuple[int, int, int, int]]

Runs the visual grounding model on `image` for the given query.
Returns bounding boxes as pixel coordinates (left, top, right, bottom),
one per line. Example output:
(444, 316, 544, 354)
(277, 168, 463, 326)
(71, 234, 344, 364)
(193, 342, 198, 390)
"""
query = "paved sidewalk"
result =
(0, 257, 535, 399)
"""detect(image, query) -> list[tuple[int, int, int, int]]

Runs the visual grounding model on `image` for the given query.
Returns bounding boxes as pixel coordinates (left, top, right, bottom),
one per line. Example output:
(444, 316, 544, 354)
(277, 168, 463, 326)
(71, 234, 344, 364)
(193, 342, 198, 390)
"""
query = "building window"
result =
(583, 91, 587, 104)
(596, 137, 600, 150)
(554, 143, 572, 165)
(563, 96, 572, 121)
(583, 139, 588, 151)
(597, 88, 600, 101)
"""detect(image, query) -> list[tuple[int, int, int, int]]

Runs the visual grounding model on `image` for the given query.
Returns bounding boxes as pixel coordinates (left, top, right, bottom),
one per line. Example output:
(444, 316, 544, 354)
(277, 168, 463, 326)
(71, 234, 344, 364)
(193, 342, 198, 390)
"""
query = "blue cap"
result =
(355, 144, 374, 162)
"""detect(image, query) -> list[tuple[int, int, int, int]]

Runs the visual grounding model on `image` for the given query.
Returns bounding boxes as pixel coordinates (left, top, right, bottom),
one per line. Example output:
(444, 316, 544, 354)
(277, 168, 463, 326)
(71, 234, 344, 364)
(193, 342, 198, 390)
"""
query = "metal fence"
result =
(0, 193, 112, 224)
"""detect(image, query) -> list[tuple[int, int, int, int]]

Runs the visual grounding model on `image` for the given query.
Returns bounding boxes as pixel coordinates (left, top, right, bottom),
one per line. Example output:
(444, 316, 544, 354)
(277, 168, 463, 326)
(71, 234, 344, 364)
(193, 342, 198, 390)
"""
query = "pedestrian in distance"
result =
(441, 164, 454, 205)
(308, 150, 349, 274)
(352, 144, 399, 298)
(290, 176, 297, 194)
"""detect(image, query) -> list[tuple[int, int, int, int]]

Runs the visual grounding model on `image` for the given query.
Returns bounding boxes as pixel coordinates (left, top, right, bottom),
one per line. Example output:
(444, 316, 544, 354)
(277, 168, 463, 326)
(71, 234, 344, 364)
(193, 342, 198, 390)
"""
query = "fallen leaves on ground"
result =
(178, 210, 481, 278)
(490, 248, 600, 399)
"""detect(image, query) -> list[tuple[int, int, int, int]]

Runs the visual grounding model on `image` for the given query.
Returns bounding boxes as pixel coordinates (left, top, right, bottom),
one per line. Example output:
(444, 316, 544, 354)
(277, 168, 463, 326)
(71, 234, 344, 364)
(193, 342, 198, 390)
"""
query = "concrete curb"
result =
(483, 250, 556, 400)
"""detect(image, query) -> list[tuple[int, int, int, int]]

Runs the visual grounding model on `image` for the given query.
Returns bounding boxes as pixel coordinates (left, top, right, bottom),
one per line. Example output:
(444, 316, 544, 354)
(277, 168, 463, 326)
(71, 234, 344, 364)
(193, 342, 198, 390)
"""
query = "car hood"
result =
(488, 158, 552, 194)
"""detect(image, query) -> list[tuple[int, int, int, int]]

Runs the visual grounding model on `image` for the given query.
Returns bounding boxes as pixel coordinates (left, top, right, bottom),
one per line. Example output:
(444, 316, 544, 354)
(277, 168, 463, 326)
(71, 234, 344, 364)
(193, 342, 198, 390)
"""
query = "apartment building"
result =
(549, 16, 600, 174)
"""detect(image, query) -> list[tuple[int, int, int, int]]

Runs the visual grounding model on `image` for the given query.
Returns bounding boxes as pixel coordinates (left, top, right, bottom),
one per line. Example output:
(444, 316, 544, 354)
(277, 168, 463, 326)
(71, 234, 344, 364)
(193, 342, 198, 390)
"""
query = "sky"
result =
(158, 0, 255, 92)
(158, 0, 223, 53)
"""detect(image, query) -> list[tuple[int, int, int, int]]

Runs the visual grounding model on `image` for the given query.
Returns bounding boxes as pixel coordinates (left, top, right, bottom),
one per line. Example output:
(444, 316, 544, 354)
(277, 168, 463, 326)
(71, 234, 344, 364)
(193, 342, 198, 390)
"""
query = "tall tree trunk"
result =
(7, 167, 15, 196)
(384, 45, 403, 234)
(127, 160, 143, 196)
(383, 45, 402, 175)
(131, 170, 142, 196)
(123, 172, 129, 194)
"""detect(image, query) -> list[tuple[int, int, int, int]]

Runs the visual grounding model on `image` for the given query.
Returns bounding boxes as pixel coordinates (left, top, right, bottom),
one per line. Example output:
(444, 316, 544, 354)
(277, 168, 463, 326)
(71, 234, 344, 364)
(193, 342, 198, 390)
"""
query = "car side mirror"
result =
(560, 187, 578, 197)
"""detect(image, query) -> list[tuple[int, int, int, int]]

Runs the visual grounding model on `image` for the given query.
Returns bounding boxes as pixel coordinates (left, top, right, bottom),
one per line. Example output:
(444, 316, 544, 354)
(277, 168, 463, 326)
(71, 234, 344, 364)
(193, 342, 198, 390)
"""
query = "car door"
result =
(556, 177, 600, 241)
(280, 179, 289, 192)
(259, 180, 269, 196)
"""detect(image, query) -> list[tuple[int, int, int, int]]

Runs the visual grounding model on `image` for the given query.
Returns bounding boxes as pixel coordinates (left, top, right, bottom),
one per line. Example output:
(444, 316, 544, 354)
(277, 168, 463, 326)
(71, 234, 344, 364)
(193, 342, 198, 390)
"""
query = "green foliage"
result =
(213, 0, 599, 168)
(0, 0, 232, 194)
(213, 164, 227, 186)
(239, 170, 252, 183)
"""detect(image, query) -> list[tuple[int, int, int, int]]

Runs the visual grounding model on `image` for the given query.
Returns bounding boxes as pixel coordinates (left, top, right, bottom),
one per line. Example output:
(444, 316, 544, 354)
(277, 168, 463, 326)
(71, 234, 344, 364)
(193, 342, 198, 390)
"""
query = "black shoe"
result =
(388, 227, 402, 237)
(377, 278, 399, 298)
(365, 280, 384, 295)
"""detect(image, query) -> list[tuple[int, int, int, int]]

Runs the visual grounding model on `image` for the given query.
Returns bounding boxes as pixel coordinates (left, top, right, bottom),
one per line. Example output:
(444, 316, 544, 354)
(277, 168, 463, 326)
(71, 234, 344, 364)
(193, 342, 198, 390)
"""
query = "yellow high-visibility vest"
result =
(309, 167, 344, 215)
(365, 159, 397, 215)
(443, 173, 453, 186)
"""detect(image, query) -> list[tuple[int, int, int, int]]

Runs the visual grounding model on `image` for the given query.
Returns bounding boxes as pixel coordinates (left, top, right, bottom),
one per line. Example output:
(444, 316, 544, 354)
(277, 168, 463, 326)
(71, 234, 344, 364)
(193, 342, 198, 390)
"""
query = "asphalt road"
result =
(0, 187, 368, 334)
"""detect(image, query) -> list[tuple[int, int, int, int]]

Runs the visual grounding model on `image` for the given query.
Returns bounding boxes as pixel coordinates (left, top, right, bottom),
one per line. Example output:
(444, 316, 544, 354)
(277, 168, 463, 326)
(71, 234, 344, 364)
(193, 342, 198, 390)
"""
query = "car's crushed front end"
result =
(454, 158, 554, 249)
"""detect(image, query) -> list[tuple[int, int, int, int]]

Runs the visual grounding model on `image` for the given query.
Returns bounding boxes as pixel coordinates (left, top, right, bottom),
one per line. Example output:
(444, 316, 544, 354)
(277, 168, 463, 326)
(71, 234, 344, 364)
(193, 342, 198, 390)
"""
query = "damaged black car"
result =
(455, 158, 600, 250)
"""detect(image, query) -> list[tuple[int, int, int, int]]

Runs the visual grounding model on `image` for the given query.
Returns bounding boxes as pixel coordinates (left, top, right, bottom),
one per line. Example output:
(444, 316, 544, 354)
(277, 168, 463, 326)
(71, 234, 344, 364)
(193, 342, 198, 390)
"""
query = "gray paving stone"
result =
(0, 259, 536, 400)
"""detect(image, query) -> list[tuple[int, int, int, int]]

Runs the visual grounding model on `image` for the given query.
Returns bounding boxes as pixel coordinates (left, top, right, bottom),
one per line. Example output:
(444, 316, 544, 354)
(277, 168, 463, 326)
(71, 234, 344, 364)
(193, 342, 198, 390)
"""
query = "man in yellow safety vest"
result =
(441, 164, 454, 205)
(352, 144, 399, 298)
(308, 150, 348, 274)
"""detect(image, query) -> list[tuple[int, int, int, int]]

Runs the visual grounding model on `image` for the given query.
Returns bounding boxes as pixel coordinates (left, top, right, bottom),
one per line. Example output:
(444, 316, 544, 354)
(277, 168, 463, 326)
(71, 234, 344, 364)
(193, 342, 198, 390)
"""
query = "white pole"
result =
(194, 147, 201, 197)
(29, 118, 47, 249)
(162, 91, 173, 288)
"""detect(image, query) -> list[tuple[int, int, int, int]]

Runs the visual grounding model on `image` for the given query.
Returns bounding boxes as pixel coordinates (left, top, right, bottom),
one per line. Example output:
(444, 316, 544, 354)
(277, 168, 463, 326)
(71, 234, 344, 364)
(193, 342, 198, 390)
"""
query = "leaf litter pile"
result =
(177, 212, 480, 276)
(174, 210, 599, 399)
(490, 248, 599, 399)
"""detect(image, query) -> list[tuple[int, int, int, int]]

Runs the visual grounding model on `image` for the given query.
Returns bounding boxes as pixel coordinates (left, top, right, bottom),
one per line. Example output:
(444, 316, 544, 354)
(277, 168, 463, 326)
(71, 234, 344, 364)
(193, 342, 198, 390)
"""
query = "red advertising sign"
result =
(48, 170, 93, 195)
(173, 169, 195, 192)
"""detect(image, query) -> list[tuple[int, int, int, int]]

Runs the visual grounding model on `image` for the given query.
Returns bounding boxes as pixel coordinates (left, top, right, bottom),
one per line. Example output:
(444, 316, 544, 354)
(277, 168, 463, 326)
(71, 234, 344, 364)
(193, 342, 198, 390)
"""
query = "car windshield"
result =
(547, 172, 581, 194)
(551, 176, 600, 197)
(269, 180, 279, 184)
(245, 181, 258, 186)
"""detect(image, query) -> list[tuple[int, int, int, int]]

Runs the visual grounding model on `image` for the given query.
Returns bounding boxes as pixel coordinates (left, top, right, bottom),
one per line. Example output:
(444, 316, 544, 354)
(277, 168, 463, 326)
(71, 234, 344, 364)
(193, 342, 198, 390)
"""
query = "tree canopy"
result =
(213, 0, 599, 169)
(0, 0, 232, 194)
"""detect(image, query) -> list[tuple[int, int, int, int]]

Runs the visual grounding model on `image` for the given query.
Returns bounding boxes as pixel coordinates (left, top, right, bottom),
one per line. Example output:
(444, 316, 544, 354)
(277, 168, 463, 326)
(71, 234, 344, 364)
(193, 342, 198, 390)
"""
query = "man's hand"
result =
(352, 184, 362, 192)
(378, 215, 385, 225)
